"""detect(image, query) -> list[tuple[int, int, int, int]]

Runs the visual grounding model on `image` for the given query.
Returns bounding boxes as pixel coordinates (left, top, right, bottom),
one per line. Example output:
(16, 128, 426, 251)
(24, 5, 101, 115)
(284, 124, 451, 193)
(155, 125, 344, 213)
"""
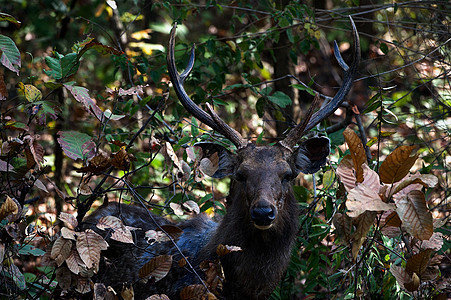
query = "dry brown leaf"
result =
(199, 153, 219, 177)
(160, 225, 183, 241)
(0, 196, 19, 221)
(61, 227, 76, 241)
(183, 200, 200, 214)
(382, 211, 402, 227)
(379, 145, 418, 184)
(0, 243, 4, 262)
(406, 248, 433, 276)
(111, 147, 131, 171)
(96, 215, 124, 231)
(28, 138, 45, 168)
(75, 276, 92, 294)
(336, 157, 379, 193)
(59, 212, 78, 230)
(332, 213, 353, 243)
(145, 224, 183, 243)
(351, 211, 376, 260)
(33, 179, 49, 193)
(346, 184, 394, 218)
(421, 266, 440, 281)
(45, 175, 67, 200)
(343, 127, 366, 183)
(145, 230, 170, 244)
(96, 215, 135, 244)
(0, 159, 15, 172)
(51, 237, 73, 266)
(139, 254, 173, 282)
(0, 73, 7, 100)
(55, 267, 72, 290)
(390, 174, 438, 199)
(180, 284, 216, 300)
(390, 265, 413, 291)
(121, 286, 134, 300)
(79, 151, 111, 174)
(66, 249, 84, 274)
(76, 229, 108, 269)
(420, 232, 444, 251)
(404, 272, 420, 292)
(216, 244, 243, 256)
(170, 202, 184, 216)
(164, 142, 183, 171)
(147, 294, 171, 300)
(396, 190, 433, 240)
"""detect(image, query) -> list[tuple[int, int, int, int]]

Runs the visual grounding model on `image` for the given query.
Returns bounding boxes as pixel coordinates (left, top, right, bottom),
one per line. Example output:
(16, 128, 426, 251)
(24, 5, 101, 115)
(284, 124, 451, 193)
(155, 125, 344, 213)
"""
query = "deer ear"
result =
(195, 142, 237, 178)
(293, 136, 330, 174)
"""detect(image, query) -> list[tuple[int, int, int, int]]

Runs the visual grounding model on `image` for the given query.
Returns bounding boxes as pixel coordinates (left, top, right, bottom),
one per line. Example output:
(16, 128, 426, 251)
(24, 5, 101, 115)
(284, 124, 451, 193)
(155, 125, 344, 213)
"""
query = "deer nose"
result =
(251, 204, 276, 229)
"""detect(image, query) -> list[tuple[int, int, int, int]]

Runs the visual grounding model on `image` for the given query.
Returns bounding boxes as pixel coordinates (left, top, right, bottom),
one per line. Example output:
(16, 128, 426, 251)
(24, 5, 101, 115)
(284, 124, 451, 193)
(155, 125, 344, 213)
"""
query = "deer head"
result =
(167, 17, 360, 231)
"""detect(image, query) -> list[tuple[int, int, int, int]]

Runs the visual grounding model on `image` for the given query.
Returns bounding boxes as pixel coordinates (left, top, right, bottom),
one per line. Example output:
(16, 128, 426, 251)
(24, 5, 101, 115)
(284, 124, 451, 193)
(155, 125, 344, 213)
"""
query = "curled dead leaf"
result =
(0, 196, 19, 221)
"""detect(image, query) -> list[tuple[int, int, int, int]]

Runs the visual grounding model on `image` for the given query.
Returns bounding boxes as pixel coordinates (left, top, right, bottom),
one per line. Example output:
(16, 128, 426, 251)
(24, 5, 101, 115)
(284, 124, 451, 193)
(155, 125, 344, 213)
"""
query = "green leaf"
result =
(44, 52, 80, 79)
(0, 34, 21, 75)
(191, 117, 199, 136)
(380, 43, 389, 55)
(57, 131, 96, 160)
(292, 84, 316, 96)
(18, 244, 46, 256)
(256, 97, 266, 118)
(267, 91, 292, 108)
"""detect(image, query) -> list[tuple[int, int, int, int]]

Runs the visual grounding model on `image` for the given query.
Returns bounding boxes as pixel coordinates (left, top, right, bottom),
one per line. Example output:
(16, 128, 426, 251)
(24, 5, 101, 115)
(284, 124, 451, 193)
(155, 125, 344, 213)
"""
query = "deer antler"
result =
(280, 16, 361, 151)
(167, 23, 248, 149)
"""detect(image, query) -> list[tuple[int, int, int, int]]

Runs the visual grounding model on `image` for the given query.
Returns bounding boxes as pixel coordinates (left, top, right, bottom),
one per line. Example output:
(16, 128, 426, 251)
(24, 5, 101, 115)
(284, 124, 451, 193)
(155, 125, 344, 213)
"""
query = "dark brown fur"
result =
(82, 143, 323, 299)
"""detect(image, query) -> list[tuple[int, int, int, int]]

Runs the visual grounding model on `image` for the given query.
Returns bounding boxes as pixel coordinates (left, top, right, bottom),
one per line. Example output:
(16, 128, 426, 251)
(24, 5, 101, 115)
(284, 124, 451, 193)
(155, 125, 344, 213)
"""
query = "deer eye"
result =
(234, 171, 247, 182)
(281, 172, 294, 184)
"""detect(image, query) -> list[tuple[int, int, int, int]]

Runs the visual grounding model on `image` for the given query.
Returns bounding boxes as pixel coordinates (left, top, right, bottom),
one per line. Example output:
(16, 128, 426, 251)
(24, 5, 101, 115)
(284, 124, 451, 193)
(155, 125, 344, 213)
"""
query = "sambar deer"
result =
(83, 17, 360, 299)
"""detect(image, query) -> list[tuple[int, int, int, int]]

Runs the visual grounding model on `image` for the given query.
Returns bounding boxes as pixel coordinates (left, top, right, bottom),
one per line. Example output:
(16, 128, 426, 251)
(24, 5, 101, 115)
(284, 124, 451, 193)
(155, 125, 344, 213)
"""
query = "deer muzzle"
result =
(251, 203, 277, 230)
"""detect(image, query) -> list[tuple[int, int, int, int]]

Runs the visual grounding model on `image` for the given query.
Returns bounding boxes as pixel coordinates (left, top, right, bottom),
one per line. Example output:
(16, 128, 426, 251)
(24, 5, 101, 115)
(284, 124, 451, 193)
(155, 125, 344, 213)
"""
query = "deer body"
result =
(82, 18, 360, 299)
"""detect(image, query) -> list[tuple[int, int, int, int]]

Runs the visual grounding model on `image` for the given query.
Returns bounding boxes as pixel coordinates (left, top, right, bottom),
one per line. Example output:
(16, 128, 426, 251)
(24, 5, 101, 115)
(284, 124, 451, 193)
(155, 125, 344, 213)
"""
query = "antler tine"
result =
(279, 16, 361, 151)
(205, 103, 248, 149)
(167, 23, 247, 149)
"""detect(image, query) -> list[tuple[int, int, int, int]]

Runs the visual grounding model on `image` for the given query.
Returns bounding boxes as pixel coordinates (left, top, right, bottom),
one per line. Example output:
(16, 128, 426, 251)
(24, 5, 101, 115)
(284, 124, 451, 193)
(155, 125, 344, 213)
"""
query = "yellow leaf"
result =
(379, 145, 418, 184)
(17, 82, 42, 102)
